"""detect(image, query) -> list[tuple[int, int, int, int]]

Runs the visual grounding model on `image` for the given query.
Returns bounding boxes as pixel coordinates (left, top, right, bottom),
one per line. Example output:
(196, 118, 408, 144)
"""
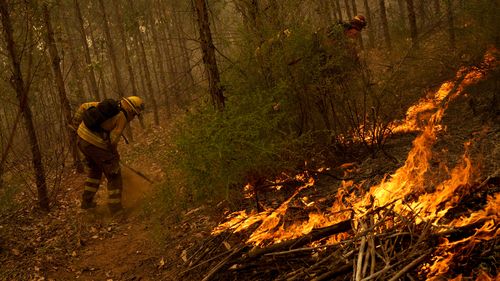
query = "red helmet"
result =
(351, 15, 367, 30)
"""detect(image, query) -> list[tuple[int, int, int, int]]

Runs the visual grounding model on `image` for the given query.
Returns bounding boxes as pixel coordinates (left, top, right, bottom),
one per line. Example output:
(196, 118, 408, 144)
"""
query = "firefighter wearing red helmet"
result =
(344, 15, 367, 38)
(71, 96, 145, 214)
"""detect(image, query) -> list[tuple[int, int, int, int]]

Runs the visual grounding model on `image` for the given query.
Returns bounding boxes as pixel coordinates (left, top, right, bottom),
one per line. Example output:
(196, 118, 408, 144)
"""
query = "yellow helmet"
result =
(122, 96, 145, 116)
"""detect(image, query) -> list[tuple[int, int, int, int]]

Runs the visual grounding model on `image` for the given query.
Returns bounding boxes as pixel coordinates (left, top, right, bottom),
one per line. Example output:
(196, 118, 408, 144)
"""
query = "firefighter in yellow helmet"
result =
(71, 96, 145, 214)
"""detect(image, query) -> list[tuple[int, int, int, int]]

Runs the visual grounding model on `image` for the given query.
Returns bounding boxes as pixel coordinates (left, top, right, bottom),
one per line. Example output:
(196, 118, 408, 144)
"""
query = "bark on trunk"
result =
(363, 0, 375, 48)
(97, 0, 125, 98)
(112, 0, 138, 96)
(127, 0, 160, 125)
(406, 0, 419, 48)
(193, 0, 225, 111)
(378, 0, 392, 50)
(335, 0, 343, 21)
(171, 7, 196, 90)
(418, 0, 426, 28)
(42, 4, 83, 173)
(88, 24, 107, 99)
(154, 1, 182, 108)
(74, 0, 100, 100)
(344, 0, 352, 19)
(135, 30, 160, 125)
(0, 0, 49, 211)
(397, 0, 407, 29)
(148, 15, 171, 118)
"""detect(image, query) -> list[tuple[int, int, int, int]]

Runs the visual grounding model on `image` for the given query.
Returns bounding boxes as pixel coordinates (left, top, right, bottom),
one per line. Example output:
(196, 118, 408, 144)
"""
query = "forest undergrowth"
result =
(0, 58, 497, 280)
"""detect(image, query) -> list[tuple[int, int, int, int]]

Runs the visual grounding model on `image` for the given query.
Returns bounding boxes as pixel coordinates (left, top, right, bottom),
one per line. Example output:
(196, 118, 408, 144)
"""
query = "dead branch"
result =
(201, 246, 245, 281)
(248, 219, 352, 258)
(387, 250, 432, 281)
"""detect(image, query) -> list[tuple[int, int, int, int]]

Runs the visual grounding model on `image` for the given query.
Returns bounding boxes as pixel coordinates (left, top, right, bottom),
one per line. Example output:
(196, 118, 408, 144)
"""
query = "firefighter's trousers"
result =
(77, 137, 123, 213)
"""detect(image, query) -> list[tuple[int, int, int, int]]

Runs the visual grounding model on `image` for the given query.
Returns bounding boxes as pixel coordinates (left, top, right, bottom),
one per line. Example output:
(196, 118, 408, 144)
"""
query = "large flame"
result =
(212, 49, 498, 278)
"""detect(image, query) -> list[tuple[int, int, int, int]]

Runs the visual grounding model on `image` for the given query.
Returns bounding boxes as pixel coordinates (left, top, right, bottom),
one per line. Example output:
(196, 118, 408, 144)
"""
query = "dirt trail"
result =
(48, 170, 163, 281)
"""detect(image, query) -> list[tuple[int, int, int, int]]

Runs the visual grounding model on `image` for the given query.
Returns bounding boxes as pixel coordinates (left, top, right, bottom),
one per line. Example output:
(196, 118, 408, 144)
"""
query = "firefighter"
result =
(71, 96, 145, 214)
(343, 15, 367, 38)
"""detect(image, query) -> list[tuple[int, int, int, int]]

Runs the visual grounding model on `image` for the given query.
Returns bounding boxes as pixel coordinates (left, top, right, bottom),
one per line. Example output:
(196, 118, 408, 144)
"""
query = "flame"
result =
(211, 48, 499, 270)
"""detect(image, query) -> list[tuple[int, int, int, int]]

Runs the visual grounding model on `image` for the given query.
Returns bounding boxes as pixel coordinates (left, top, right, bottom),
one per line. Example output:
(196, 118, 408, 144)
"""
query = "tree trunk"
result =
(326, 0, 338, 21)
(127, 0, 160, 125)
(397, 0, 407, 29)
(0, 0, 49, 211)
(406, 0, 419, 48)
(445, 0, 456, 49)
(344, 0, 352, 19)
(64, 33, 86, 102)
(193, 0, 225, 111)
(88, 23, 107, 99)
(154, 1, 182, 108)
(143, 30, 163, 125)
(97, 0, 125, 98)
(378, 0, 392, 50)
(335, 0, 343, 21)
(42, 4, 83, 173)
(418, 0, 426, 28)
(362, 0, 375, 48)
(111, 0, 138, 96)
(171, 7, 196, 90)
(74, 0, 100, 100)
(148, 15, 171, 118)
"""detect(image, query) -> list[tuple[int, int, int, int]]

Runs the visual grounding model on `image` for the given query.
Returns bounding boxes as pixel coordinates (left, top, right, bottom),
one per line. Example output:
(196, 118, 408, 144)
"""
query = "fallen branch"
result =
(201, 246, 245, 281)
(387, 250, 432, 281)
(248, 219, 352, 258)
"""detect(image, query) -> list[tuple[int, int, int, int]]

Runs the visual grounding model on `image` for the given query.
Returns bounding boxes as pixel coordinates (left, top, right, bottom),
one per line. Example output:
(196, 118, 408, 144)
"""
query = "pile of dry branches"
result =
(180, 177, 498, 281)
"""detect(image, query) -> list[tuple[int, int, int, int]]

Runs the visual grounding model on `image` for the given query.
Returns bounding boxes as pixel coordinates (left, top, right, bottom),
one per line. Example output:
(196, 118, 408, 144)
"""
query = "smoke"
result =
(121, 168, 152, 209)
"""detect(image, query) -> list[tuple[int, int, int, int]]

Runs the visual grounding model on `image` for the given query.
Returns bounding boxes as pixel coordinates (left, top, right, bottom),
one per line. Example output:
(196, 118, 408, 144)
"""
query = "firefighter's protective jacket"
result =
(72, 102, 128, 150)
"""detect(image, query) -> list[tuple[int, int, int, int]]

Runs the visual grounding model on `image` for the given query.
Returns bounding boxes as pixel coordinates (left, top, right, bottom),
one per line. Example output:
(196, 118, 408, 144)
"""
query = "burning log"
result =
(247, 219, 352, 258)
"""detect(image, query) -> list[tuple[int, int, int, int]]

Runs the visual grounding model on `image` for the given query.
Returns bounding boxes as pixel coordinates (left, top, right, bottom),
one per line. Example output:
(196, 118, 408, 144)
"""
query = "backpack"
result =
(82, 99, 122, 131)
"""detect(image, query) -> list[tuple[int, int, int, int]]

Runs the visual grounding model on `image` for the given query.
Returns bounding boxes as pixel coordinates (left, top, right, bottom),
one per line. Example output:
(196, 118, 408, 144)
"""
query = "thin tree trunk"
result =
(193, 0, 225, 111)
(88, 24, 107, 99)
(170, 5, 195, 104)
(0, 0, 49, 211)
(111, 0, 138, 96)
(147, 15, 171, 118)
(127, 0, 160, 125)
(397, 0, 407, 29)
(344, 0, 352, 19)
(134, 27, 160, 125)
(154, 2, 182, 108)
(160, 23, 182, 108)
(97, 0, 125, 98)
(445, 0, 456, 49)
(335, 0, 343, 21)
(362, 0, 374, 48)
(418, 0, 426, 28)
(65, 38, 86, 102)
(42, 4, 83, 173)
(406, 0, 419, 48)
(74, 0, 100, 100)
(378, 0, 392, 50)
(326, 0, 338, 21)
(171, 7, 196, 89)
